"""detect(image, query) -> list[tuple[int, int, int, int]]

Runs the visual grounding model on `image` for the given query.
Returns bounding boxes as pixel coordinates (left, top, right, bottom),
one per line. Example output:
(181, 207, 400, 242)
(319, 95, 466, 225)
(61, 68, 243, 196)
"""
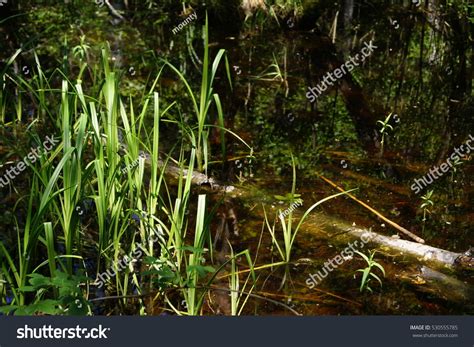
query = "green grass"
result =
(265, 156, 357, 264)
(0, 18, 356, 316)
(0, 36, 250, 315)
(161, 14, 237, 173)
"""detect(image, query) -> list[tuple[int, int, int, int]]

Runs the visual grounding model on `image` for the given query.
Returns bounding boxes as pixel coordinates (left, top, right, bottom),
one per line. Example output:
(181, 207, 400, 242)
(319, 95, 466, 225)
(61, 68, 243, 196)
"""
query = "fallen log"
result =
(295, 214, 474, 305)
(130, 146, 474, 306)
(396, 265, 474, 304)
(128, 138, 473, 272)
(308, 212, 472, 272)
(148, 153, 473, 271)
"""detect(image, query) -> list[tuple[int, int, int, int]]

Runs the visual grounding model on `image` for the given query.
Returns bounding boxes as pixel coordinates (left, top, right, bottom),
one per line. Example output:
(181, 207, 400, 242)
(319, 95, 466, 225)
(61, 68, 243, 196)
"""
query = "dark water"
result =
(1, 1, 473, 315)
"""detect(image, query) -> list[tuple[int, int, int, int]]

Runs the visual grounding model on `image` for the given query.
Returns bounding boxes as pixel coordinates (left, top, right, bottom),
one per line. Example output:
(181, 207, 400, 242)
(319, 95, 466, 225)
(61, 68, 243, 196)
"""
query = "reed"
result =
(0, 39, 250, 316)
(161, 15, 233, 173)
(266, 156, 356, 263)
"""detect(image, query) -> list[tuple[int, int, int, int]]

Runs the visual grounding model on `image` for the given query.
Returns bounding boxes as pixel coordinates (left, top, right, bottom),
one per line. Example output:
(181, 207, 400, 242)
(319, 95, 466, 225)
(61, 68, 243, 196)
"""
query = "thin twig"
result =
(89, 292, 151, 302)
(319, 175, 425, 244)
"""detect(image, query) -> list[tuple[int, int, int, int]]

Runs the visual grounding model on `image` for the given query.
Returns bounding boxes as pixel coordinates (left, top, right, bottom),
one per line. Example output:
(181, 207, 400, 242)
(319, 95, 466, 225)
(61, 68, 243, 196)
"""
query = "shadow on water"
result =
(199, 9, 473, 314)
(0, 0, 472, 315)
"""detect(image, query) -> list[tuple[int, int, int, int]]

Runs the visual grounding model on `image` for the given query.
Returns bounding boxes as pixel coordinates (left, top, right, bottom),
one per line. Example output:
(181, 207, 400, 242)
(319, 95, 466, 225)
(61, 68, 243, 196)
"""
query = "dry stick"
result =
(319, 175, 425, 244)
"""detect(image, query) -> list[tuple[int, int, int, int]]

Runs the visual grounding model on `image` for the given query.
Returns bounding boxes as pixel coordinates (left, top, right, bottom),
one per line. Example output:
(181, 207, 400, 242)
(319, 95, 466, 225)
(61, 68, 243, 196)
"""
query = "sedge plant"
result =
(161, 14, 234, 173)
(377, 113, 394, 155)
(265, 155, 357, 264)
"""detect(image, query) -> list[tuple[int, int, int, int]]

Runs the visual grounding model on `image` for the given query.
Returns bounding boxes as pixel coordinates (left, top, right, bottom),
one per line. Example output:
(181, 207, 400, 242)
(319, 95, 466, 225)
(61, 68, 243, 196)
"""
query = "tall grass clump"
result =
(162, 15, 235, 173)
(0, 40, 251, 316)
(228, 245, 256, 315)
(0, 26, 257, 315)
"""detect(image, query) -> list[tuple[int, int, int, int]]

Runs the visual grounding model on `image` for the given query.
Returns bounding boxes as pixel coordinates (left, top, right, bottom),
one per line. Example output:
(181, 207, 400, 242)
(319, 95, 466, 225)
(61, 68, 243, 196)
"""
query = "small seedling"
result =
(354, 250, 385, 293)
(377, 113, 394, 154)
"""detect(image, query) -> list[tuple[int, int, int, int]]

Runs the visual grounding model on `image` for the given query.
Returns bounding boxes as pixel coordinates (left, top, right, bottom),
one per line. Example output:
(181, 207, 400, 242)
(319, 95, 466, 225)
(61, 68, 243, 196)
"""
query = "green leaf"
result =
(34, 300, 61, 315)
(354, 250, 369, 264)
(178, 245, 205, 253)
(0, 305, 18, 314)
(13, 306, 36, 316)
(19, 286, 36, 292)
(373, 262, 386, 277)
(143, 256, 160, 265)
(28, 273, 52, 288)
(143, 266, 176, 280)
(370, 272, 383, 287)
(187, 265, 215, 277)
(360, 267, 370, 291)
(61, 296, 89, 316)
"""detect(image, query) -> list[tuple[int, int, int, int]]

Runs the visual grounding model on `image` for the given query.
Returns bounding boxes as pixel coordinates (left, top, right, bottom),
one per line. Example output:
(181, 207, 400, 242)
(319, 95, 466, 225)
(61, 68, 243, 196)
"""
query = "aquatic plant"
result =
(181, 195, 212, 315)
(254, 53, 284, 82)
(419, 189, 435, 236)
(420, 189, 434, 223)
(0, 44, 226, 315)
(0, 271, 91, 316)
(354, 250, 385, 293)
(228, 246, 256, 316)
(252, 51, 289, 96)
(72, 35, 91, 64)
(161, 15, 240, 174)
(0, 32, 258, 315)
(265, 155, 355, 263)
(0, 48, 22, 123)
(376, 113, 394, 155)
